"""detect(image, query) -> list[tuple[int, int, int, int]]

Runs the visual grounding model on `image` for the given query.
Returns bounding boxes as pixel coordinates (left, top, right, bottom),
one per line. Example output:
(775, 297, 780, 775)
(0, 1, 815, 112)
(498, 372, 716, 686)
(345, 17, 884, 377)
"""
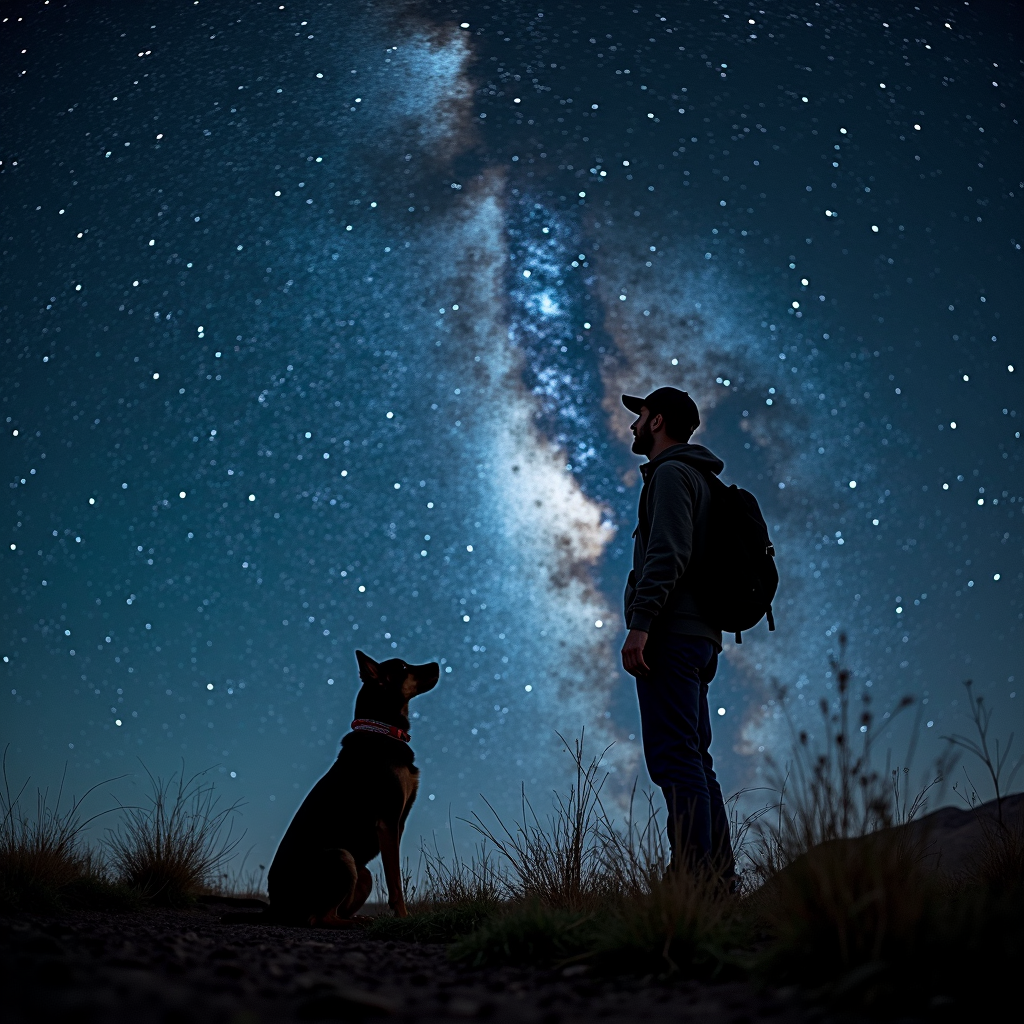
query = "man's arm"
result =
(627, 463, 698, 633)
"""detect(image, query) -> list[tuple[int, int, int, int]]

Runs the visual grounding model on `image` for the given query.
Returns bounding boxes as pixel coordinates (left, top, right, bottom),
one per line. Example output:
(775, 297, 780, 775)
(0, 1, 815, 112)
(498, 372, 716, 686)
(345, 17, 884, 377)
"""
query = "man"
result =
(621, 386, 735, 880)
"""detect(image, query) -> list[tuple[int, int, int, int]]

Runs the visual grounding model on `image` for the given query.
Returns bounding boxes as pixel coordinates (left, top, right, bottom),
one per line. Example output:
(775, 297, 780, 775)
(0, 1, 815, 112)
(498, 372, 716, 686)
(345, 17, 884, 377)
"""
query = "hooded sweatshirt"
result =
(623, 442, 725, 649)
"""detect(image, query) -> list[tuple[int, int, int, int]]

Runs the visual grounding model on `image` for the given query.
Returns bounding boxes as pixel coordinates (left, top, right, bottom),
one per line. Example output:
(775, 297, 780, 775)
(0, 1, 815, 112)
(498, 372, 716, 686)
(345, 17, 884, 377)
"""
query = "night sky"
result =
(3, 1, 1021, 869)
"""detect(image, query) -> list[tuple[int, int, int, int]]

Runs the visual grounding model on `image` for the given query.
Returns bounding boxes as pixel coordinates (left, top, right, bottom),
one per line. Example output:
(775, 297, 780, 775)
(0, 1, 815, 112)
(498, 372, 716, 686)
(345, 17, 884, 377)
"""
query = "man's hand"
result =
(621, 628, 650, 677)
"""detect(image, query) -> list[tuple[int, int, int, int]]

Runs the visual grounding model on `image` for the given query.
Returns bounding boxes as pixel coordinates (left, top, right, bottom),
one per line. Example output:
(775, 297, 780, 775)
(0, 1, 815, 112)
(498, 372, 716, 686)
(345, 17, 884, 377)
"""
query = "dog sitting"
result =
(266, 649, 439, 925)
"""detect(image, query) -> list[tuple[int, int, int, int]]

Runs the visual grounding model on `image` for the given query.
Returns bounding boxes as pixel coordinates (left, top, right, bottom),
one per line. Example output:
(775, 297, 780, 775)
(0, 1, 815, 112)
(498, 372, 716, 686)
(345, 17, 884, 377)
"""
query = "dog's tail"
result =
(196, 894, 269, 909)
(220, 909, 276, 924)
(195, 894, 276, 924)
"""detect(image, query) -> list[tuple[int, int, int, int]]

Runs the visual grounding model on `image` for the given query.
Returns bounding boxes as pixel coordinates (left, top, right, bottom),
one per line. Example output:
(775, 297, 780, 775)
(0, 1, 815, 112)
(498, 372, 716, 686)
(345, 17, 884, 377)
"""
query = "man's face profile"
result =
(630, 407, 656, 456)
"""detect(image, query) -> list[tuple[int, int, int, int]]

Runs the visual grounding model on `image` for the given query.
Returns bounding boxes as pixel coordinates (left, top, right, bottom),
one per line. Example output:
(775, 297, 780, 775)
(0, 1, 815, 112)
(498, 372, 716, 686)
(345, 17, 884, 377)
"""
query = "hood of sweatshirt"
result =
(638, 442, 725, 482)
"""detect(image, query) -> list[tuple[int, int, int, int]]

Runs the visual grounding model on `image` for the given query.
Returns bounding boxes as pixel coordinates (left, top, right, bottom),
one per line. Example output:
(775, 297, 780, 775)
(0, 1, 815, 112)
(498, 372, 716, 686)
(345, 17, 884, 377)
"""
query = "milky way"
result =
(3, 1, 1021, 868)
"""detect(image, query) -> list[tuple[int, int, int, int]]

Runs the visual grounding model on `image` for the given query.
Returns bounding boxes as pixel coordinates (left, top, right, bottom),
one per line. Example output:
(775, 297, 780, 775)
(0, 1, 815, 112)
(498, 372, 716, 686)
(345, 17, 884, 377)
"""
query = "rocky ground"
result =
(8, 795, 1018, 1021)
(2, 903, 849, 1024)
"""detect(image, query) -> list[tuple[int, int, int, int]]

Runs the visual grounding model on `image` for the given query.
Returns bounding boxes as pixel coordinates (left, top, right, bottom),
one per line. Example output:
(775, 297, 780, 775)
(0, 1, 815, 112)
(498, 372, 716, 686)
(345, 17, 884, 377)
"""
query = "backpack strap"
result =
(733, 607, 774, 646)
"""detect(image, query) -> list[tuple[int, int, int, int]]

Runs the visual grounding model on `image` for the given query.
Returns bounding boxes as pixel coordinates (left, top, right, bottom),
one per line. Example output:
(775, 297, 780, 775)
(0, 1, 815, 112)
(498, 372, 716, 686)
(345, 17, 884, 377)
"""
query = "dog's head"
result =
(353, 650, 439, 720)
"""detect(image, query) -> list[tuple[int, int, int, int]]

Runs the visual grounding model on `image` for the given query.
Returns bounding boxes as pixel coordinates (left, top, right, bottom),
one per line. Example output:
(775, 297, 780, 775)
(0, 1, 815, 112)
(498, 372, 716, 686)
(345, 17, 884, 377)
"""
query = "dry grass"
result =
(750, 829, 1023, 1010)
(1, 643, 1019, 1009)
(408, 825, 507, 913)
(104, 763, 244, 906)
(969, 812, 1024, 891)
(748, 636, 920, 880)
(209, 858, 269, 901)
(591, 863, 745, 976)
(744, 646, 1022, 1007)
(382, 643, 1021, 1009)
(755, 830, 933, 980)
(376, 733, 745, 973)
(367, 815, 511, 943)
(0, 755, 245, 911)
(464, 733, 649, 910)
(0, 748, 125, 910)
(944, 679, 1022, 825)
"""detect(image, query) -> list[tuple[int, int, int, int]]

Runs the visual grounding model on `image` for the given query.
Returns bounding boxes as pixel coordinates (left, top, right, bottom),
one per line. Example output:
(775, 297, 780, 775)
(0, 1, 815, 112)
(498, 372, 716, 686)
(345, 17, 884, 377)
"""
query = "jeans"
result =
(635, 634, 735, 876)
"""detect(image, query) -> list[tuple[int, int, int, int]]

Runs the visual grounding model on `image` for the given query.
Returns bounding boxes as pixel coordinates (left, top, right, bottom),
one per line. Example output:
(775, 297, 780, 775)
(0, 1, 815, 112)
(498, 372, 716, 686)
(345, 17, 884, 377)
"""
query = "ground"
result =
(2, 905, 849, 1024)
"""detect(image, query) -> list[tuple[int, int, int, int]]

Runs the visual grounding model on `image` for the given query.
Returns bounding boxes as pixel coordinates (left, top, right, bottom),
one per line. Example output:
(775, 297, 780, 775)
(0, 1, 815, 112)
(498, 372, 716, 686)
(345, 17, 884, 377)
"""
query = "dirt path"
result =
(1, 905, 861, 1023)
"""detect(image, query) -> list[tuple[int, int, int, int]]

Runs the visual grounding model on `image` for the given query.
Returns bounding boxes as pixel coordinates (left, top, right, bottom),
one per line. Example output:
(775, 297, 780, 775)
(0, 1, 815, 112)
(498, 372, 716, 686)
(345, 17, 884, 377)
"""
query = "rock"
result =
(899, 792, 1024, 876)
(561, 965, 590, 978)
(296, 986, 398, 1018)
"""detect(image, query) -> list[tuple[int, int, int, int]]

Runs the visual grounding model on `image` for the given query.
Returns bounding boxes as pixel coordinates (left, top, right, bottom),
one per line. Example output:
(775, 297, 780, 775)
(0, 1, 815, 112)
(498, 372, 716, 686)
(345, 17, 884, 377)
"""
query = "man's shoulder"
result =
(649, 458, 709, 489)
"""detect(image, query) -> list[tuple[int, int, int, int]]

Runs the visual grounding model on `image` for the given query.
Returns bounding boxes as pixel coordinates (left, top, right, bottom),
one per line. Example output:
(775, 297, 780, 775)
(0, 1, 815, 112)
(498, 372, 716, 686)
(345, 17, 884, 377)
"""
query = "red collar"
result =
(350, 718, 410, 743)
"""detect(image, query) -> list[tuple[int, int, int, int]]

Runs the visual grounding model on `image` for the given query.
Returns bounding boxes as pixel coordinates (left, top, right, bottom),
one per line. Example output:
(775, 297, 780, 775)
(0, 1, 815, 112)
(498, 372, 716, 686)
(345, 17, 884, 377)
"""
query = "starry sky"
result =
(3, 1, 1021, 869)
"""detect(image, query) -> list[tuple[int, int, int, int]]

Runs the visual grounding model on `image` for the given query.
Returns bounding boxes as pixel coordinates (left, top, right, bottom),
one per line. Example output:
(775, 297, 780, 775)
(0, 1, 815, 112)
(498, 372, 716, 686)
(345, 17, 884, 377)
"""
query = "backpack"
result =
(695, 473, 778, 643)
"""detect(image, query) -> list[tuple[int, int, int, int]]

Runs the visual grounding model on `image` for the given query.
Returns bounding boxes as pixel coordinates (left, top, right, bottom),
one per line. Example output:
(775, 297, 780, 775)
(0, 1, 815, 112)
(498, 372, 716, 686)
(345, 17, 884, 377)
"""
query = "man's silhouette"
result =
(621, 387, 735, 881)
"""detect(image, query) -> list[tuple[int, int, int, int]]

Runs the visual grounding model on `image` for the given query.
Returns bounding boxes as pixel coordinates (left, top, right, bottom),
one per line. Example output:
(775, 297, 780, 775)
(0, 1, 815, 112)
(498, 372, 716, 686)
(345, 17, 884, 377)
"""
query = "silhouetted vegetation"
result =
(0, 748, 136, 911)
(373, 642, 1022, 1011)
(945, 678, 1022, 823)
(2, 644, 1021, 1012)
(0, 757, 243, 911)
(105, 764, 244, 906)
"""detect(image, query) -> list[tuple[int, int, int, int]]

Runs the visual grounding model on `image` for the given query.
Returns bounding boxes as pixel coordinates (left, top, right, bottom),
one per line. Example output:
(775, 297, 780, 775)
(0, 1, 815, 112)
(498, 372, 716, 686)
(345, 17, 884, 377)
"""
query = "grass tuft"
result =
(368, 900, 502, 944)
(393, 733, 744, 976)
(753, 824, 1023, 1008)
(105, 762, 244, 906)
(754, 830, 933, 984)
(743, 643, 1022, 1007)
(448, 869, 743, 976)
(209, 858, 269, 902)
(750, 636, 918, 879)
(0, 748, 122, 911)
(970, 812, 1024, 891)
(464, 733, 621, 910)
(596, 866, 745, 977)
(450, 901, 596, 967)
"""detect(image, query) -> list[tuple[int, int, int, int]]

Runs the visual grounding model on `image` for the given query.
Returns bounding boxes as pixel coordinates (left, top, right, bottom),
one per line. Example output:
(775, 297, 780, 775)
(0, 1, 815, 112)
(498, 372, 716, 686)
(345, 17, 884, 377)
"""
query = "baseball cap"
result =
(621, 386, 700, 430)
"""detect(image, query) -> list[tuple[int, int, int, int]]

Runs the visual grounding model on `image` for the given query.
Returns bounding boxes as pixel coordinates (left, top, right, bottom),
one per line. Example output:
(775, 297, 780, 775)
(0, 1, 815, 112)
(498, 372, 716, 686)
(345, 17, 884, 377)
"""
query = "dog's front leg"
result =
(375, 820, 407, 918)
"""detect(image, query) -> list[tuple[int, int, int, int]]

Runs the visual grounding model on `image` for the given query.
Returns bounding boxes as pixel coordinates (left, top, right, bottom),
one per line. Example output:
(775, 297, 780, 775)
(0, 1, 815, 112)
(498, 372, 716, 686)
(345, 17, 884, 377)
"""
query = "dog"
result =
(266, 649, 439, 925)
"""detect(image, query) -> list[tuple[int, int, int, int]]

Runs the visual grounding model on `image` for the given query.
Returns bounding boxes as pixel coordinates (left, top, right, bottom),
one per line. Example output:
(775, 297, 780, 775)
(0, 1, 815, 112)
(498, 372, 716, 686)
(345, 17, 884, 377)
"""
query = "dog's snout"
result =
(415, 662, 440, 694)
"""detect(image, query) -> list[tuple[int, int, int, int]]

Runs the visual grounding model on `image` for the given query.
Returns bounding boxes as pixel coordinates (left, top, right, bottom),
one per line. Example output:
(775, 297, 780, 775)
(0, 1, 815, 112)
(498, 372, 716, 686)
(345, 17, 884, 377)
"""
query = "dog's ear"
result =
(355, 649, 381, 684)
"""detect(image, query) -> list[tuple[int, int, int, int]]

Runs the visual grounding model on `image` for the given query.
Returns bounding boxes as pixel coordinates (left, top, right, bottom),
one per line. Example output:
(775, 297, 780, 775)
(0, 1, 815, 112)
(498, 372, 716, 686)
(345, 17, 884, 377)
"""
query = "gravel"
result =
(1, 904, 833, 1023)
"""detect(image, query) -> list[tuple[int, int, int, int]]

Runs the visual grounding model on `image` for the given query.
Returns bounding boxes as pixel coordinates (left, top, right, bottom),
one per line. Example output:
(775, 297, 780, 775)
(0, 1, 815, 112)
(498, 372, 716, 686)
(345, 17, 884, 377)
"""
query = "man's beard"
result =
(631, 418, 654, 456)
